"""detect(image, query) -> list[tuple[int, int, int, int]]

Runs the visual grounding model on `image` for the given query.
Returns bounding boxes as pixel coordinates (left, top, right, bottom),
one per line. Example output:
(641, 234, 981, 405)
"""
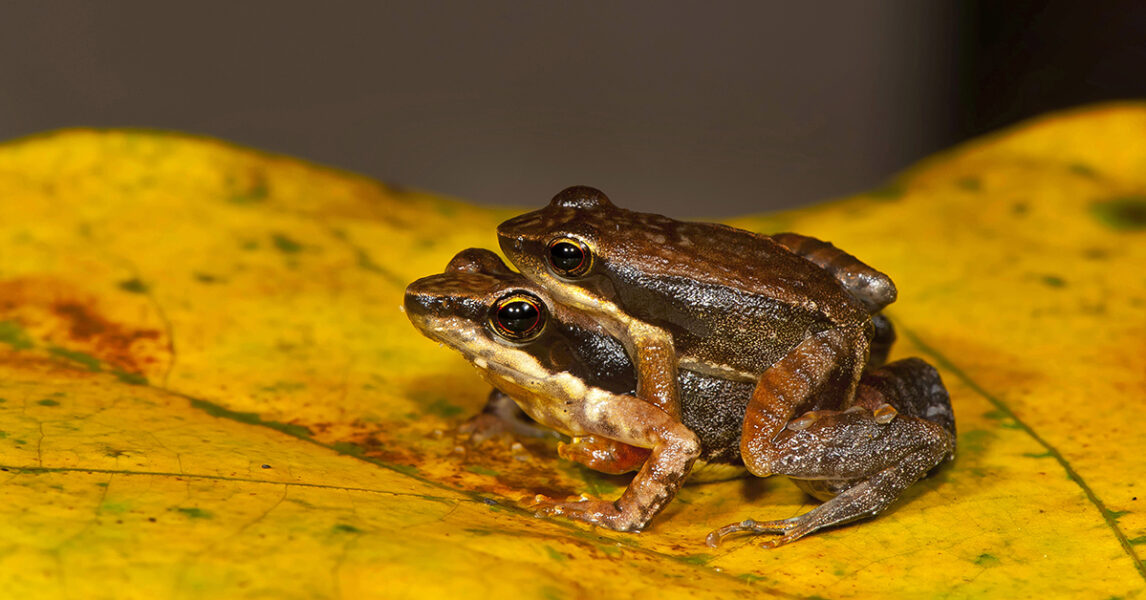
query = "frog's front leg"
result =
(625, 319, 683, 420)
(714, 358, 955, 547)
(536, 390, 700, 531)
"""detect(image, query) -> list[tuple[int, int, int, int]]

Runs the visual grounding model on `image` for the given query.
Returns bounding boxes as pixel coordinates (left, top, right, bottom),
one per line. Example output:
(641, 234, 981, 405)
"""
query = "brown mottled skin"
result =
(405, 244, 955, 546)
(490, 186, 955, 545)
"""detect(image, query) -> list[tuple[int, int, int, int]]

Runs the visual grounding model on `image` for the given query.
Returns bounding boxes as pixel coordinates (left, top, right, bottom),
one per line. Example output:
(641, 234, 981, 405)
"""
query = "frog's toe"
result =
(705, 517, 801, 548)
(533, 498, 641, 531)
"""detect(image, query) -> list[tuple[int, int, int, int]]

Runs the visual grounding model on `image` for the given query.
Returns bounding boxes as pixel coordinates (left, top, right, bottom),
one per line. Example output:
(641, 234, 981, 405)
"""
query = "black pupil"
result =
(498, 301, 539, 333)
(550, 242, 584, 272)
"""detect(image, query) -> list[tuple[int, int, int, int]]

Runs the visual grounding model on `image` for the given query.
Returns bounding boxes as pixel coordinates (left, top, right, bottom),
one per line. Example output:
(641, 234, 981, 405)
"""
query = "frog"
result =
(404, 248, 956, 546)
(495, 186, 955, 541)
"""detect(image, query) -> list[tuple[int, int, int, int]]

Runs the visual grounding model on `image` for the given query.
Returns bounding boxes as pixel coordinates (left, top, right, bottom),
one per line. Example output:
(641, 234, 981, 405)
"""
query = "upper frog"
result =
(495, 187, 952, 539)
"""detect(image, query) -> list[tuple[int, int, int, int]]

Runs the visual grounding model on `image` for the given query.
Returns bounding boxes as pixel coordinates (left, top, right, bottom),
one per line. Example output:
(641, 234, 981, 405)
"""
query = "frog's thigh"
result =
(764, 409, 952, 481)
(740, 327, 860, 476)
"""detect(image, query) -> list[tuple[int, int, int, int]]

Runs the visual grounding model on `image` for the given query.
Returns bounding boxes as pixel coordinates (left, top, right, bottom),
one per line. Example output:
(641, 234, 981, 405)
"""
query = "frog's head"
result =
(404, 248, 634, 403)
(496, 186, 628, 311)
(498, 186, 691, 317)
(405, 248, 549, 353)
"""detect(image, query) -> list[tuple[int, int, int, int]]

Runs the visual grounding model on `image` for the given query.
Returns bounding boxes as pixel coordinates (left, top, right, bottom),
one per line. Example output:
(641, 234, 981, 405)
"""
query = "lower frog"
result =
(404, 249, 956, 547)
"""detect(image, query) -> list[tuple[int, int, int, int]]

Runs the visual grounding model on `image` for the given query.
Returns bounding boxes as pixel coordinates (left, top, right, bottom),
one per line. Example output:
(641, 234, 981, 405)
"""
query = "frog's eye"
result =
(547, 238, 592, 278)
(491, 293, 546, 342)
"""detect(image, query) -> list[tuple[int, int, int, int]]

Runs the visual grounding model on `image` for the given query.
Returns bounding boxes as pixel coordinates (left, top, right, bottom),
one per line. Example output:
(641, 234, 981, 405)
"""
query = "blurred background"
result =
(2, 2, 1144, 216)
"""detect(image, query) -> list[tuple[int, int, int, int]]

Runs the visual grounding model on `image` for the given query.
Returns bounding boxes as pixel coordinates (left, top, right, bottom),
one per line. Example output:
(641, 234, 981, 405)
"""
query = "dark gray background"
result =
(2, 2, 1144, 216)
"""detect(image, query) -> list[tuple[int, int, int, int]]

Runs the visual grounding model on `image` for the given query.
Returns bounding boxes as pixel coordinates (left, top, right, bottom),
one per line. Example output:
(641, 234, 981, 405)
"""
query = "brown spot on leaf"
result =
(0, 277, 169, 376)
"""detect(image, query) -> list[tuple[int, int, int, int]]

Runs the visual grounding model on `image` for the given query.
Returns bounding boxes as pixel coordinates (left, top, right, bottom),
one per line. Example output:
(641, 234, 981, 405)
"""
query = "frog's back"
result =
(598, 210, 870, 374)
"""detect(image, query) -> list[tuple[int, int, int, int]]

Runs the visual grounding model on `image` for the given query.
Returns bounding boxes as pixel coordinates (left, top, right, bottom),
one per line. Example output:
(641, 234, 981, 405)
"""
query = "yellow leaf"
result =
(1, 105, 1144, 598)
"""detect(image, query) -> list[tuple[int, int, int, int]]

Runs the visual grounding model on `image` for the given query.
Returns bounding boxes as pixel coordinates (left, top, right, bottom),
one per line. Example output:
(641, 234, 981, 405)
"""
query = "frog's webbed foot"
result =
(459, 389, 560, 443)
(532, 498, 643, 532)
(707, 457, 935, 548)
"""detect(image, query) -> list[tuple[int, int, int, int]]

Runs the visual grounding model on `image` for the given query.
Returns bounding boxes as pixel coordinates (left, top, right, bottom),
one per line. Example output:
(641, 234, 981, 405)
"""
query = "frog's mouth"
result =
(410, 312, 608, 421)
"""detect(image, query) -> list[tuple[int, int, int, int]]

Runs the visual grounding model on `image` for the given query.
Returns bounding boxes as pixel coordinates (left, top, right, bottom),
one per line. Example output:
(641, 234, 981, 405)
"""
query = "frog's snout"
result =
(402, 286, 432, 322)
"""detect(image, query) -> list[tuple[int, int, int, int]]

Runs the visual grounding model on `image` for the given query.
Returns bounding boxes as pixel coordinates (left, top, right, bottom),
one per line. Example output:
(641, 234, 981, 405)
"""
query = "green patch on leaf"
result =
(113, 370, 149, 386)
(37, 399, 59, 407)
(1128, 535, 1146, 545)
(1022, 451, 1054, 459)
(174, 507, 212, 519)
(974, 553, 1001, 566)
(48, 346, 103, 372)
(332, 523, 362, 534)
(0, 320, 34, 348)
(100, 501, 132, 514)
(388, 463, 420, 476)
(228, 179, 269, 204)
(261, 381, 306, 393)
(188, 398, 312, 439)
(466, 465, 500, 477)
(680, 553, 712, 566)
(959, 429, 994, 455)
(1104, 509, 1129, 520)
(193, 272, 221, 284)
(1069, 163, 1098, 178)
(271, 233, 304, 253)
(426, 398, 464, 418)
(595, 543, 622, 557)
(545, 545, 568, 562)
(956, 177, 982, 191)
(539, 585, 565, 600)
(331, 441, 365, 457)
(1041, 275, 1066, 288)
(1091, 196, 1146, 231)
(117, 278, 149, 294)
(0, 321, 34, 350)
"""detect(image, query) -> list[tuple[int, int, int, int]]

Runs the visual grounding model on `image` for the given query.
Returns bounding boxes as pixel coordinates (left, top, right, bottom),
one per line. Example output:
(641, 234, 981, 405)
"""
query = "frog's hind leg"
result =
(714, 359, 955, 548)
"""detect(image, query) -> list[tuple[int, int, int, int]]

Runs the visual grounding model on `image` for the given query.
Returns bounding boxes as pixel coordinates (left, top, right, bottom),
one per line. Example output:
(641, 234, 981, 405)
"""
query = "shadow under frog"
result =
(405, 247, 955, 547)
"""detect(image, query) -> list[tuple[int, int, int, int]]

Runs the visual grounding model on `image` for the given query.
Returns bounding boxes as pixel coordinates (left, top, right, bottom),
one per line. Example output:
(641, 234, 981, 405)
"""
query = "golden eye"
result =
(547, 238, 592, 278)
(491, 294, 545, 341)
